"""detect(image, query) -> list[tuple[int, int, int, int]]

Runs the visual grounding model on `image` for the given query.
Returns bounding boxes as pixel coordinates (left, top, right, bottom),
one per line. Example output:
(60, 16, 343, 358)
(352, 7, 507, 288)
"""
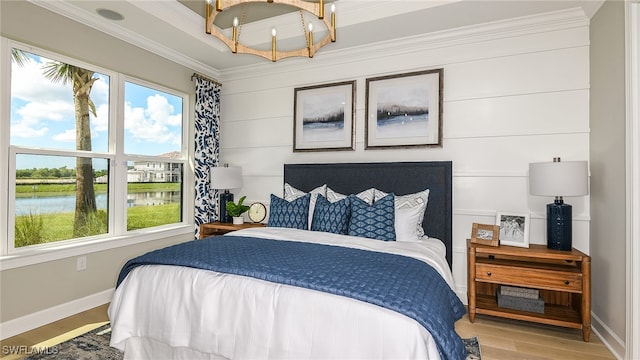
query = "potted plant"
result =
(226, 196, 250, 225)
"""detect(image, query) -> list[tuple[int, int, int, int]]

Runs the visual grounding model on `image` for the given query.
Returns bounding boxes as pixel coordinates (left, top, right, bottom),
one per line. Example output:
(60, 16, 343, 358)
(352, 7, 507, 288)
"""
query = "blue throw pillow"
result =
(348, 193, 396, 241)
(268, 193, 310, 230)
(311, 195, 350, 235)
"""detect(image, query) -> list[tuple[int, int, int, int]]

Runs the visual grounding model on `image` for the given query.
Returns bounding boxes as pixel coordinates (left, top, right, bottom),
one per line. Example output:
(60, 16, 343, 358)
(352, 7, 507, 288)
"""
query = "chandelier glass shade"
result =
(205, 0, 336, 62)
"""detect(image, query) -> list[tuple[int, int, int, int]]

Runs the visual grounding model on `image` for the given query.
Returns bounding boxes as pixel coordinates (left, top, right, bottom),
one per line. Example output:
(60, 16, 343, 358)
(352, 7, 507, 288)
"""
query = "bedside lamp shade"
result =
(529, 158, 588, 250)
(211, 165, 242, 223)
(529, 161, 588, 197)
(211, 166, 242, 190)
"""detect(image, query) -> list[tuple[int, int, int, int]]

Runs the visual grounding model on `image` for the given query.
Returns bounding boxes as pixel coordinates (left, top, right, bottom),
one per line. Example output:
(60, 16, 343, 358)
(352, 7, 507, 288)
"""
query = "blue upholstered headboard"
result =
(283, 161, 453, 268)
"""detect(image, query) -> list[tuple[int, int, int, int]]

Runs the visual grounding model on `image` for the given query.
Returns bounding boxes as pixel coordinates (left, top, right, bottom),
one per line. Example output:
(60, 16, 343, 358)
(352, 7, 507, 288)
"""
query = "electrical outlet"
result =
(77, 256, 87, 271)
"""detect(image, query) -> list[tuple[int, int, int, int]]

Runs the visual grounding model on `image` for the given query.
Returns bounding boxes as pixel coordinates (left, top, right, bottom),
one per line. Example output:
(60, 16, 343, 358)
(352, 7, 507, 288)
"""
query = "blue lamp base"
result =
(219, 191, 234, 223)
(546, 199, 572, 251)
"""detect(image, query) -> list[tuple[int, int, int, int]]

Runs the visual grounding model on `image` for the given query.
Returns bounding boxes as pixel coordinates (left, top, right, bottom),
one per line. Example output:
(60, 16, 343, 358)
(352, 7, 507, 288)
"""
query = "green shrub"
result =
(73, 210, 108, 238)
(14, 212, 45, 247)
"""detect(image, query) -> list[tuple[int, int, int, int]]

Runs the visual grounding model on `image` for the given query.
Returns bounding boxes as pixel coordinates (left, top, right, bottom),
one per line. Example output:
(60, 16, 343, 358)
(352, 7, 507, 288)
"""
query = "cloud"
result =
(93, 103, 109, 132)
(124, 94, 181, 147)
(52, 129, 77, 142)
(11, 57, 70, 103)
(147, 94, 182, 127)
(11, 100, 72, 138)
(10, 52, 180, 152)
(10, 54, 109, 141)
(10, 122, 49, 138)
(50, 128, 99, 143)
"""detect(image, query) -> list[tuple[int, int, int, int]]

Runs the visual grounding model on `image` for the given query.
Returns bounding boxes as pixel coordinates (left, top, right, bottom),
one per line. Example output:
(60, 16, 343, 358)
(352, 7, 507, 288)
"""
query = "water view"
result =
(15, 191, 181, 215)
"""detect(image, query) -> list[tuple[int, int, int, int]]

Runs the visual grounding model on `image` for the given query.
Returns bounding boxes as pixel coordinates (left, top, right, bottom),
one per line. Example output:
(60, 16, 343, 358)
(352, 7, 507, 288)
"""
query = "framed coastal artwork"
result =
(365, 69, 443, 149)
(293, 80, 356, 152)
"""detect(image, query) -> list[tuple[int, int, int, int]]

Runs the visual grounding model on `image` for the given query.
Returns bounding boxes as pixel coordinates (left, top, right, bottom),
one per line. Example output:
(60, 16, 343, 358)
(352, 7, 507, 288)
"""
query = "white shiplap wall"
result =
(218, 8, 591, 298)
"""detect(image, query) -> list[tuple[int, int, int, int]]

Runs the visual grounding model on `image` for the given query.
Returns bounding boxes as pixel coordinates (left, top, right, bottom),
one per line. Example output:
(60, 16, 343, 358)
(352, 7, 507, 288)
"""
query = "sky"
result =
(10, 51, 183, 169)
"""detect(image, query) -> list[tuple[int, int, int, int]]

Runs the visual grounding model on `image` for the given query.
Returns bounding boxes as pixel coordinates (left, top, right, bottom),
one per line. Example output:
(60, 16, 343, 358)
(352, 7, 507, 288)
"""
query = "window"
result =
(123, 80, 184, 231)
(6, 43, 188, 254)
(13, 153, 110, 248)
(126, 160, 183, 230)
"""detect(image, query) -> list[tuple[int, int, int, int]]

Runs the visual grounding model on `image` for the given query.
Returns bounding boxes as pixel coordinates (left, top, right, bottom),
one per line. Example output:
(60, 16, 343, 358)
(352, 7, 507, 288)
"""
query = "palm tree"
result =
(12, 49, 100, 237)
(42, 62, 99, 237)
(11, 48, 30, 66)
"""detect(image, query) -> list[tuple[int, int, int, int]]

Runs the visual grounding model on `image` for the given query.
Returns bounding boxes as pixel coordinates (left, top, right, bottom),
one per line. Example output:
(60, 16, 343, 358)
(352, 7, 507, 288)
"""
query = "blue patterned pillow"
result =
(311, 195, 350, 235)
(268, 193, 310, 230)
(348, 193, 396, 241)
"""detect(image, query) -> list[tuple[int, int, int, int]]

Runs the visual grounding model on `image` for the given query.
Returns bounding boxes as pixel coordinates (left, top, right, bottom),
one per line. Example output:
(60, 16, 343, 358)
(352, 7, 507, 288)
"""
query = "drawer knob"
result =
(486, 271, 492, 276)
(564, 280, 570, 285)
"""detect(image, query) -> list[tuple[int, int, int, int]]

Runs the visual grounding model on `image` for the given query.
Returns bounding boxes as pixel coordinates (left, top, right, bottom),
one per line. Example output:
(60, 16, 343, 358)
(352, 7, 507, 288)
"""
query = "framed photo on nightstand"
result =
(496, 212, 530, 248)
(470, 223, 500, 247)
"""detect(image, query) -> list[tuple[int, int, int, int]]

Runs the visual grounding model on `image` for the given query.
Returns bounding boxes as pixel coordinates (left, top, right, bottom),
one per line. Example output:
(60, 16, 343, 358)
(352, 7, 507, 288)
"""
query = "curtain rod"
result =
(191, 73, 222, 87)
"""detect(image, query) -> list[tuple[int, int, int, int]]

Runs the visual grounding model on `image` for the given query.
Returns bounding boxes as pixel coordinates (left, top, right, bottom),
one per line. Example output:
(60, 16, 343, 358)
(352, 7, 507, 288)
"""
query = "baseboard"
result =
(591, 312, 625, 360)
(0, 288, 114, 340)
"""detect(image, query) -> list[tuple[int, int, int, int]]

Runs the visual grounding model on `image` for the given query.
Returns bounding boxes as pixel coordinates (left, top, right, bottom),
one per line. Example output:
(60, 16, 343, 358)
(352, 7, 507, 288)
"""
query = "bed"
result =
(108, 161, 466, 359)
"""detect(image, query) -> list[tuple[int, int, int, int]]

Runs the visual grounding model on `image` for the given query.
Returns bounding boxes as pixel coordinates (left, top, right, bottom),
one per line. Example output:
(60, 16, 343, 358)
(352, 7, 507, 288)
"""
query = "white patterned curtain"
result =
(193, 74, 221, 238)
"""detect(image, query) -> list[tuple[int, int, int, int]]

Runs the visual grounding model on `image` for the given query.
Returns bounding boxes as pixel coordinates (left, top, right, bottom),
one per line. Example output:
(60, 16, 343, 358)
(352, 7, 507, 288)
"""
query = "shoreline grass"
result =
(13, 182, 182, 247)
(14, 203, 181, 247)
(15, 182, 180, 198)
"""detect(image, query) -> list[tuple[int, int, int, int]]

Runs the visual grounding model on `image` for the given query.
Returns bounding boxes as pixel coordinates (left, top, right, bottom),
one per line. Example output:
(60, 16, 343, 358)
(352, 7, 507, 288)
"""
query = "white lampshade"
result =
(529, 160, 588, 197)
(210, 166, 242, 190)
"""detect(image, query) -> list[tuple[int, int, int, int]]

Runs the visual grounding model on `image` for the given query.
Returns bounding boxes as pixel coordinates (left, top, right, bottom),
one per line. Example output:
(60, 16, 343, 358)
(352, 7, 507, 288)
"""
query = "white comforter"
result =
(108, 228, 456, 360)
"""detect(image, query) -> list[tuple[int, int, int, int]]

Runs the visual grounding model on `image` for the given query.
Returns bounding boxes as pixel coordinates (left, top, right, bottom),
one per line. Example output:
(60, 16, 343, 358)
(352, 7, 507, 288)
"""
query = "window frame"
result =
(1, 39, 194, 268)
(7, 147, 116, 254)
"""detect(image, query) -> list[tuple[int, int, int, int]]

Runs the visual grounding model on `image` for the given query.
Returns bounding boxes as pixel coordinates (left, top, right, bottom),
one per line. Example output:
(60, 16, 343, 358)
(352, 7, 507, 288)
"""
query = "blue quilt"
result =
(117, 236, 467, 359)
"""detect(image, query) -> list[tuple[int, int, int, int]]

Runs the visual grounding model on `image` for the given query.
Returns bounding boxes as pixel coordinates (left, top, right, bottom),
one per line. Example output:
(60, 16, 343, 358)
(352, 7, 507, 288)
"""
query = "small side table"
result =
(467, 240, 591, 341)
(199, 221, 266, 239)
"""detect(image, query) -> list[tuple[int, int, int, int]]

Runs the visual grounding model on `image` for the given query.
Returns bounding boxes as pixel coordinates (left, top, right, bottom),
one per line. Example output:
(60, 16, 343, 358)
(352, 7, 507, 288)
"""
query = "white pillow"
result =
(284, 183, 327, 229)
(394, 207, 425, 242)
(326, 187, 375, 205)
(374, 188, 430, 241)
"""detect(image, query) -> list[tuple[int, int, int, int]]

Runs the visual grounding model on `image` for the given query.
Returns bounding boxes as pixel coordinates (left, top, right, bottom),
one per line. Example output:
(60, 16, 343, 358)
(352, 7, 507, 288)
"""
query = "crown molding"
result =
(127, 0, 228, 52)
(24, 1, 588, 81)
(26, 0, 223, 81)
(221, 7, 589, 80)
(24, 0, 454, 78)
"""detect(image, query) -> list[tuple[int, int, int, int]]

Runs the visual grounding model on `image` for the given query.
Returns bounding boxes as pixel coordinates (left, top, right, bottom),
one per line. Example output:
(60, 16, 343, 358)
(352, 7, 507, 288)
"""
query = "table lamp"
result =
(529, 157, 588, 250)
(210, 164, 242, 223)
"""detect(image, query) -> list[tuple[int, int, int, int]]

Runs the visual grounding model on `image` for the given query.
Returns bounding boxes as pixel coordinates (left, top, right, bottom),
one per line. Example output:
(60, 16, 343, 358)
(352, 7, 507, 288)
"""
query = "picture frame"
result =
(496, 212, 530, 248)
(470, 223, 500, 247)
(293, 80, 356, 152)
(365, 68, 443, 149)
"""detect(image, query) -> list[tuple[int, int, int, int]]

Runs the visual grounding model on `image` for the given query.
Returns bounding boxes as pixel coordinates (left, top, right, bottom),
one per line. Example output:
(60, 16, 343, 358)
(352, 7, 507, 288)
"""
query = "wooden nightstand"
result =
(467, 240, 591, 341)
(199, 221, 266, 239)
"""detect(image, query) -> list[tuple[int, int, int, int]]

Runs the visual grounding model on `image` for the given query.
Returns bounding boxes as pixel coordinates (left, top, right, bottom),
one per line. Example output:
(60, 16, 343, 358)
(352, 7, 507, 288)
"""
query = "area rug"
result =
(24, 324, 482, 359)
(24, 323, 121, 360)
(463, 336, 483, 360)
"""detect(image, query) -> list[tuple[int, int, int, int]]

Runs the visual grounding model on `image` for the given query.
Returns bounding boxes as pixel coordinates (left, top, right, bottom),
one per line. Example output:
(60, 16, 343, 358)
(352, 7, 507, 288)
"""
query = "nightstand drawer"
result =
(476, 263, 582, 292)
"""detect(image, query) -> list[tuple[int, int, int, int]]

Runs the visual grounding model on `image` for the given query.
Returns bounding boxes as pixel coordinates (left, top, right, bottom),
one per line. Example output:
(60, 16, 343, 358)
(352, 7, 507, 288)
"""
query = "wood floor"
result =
(455, 314, 616, 360)
(0, 304, 616, 359)
(0, 304, 110, 360)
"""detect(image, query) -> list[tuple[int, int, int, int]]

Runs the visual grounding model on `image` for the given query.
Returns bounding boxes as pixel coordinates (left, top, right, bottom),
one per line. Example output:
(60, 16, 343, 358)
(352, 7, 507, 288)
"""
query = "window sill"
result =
(0, 225, 194, 271)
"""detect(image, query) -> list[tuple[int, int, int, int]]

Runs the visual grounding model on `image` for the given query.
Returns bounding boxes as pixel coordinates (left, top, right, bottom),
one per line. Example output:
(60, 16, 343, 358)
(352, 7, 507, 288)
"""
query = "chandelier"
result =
(205, 0, 336, 62)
